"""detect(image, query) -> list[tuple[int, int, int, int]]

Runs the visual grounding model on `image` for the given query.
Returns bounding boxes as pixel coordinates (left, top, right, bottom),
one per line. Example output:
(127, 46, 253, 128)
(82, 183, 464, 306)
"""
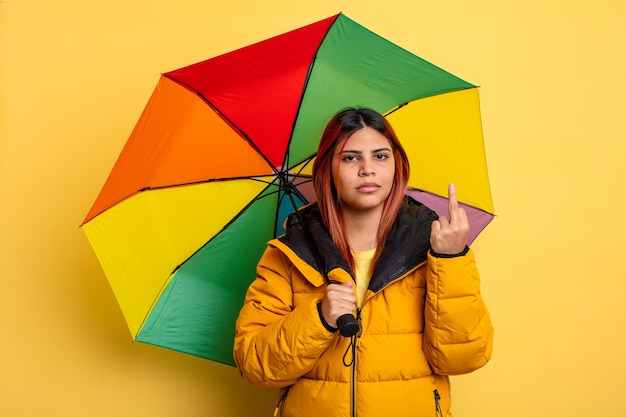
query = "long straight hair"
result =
(312, 108, 410, 272)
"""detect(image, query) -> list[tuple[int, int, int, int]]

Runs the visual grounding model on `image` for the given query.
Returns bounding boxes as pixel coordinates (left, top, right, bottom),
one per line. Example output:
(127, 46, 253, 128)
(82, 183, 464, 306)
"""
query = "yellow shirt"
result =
(352, 248, 375, 307)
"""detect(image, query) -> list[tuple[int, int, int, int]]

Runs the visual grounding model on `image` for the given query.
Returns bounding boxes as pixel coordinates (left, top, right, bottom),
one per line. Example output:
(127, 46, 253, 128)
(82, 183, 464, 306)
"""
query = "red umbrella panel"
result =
(81, 13, 494, 365)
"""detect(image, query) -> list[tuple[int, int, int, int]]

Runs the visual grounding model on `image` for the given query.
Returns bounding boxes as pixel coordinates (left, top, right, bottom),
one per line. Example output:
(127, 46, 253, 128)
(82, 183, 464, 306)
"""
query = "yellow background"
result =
(1, 1, 625, 416)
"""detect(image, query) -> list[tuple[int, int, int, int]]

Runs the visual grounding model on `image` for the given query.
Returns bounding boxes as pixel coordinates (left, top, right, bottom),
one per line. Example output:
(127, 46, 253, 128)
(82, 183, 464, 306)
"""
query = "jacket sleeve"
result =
(233, 245, 337, 388)
(423, 247, 494, 375)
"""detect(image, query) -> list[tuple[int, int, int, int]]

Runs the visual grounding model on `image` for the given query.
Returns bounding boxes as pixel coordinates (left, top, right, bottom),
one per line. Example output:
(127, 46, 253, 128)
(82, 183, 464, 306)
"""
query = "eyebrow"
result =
(339, 147, 392, 154)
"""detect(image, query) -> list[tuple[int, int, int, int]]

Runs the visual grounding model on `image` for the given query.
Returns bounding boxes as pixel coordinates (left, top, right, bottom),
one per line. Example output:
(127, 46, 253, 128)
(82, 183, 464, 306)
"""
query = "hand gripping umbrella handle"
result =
(327, 279, 359, 338)
(283, 191, 358, 338)
(336, 313, 359, 337)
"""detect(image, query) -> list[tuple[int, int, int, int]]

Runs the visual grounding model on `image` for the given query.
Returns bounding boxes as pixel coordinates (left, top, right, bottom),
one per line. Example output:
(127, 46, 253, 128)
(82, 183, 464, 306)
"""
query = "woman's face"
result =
(331, 126, 396, 215)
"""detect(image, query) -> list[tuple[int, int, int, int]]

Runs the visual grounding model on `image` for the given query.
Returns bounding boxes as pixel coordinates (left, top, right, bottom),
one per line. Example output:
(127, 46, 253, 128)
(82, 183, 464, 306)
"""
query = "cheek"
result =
(384, 164, 397, 182)
(330, 161, 338, 180)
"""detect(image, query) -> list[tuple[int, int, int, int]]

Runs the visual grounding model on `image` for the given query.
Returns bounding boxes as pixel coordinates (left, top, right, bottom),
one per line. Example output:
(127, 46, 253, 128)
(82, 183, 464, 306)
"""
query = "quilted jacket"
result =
(234, 198, 493, 417)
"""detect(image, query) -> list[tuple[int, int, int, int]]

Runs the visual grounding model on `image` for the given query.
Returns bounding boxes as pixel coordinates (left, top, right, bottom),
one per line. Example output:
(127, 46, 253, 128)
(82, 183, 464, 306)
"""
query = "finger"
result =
(430, 219, 447, 251)
(456, 206, 470, 238)
(431, 219, 441, 235)
(328, 282, 356, 302)
(329, 280, 353, 287)
(447, 183, 459, 223)
(457, 205, 469, 225)
(330, 295, 356, 314)
(329, 280, 354, 295)
(435, 216, 449, 229)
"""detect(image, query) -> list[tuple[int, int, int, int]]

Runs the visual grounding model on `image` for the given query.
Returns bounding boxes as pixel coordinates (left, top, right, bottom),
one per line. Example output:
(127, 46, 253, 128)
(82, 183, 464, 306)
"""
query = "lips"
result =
(356, 182, 380, 192)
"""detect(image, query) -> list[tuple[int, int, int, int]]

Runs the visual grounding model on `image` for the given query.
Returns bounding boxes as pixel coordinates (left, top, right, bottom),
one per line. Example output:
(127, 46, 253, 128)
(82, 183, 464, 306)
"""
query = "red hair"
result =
(313, 108, 410, 272)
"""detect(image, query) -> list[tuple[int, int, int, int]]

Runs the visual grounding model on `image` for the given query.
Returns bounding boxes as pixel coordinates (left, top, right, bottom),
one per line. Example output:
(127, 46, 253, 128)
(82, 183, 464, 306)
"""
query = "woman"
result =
(234, 108, 493, 417)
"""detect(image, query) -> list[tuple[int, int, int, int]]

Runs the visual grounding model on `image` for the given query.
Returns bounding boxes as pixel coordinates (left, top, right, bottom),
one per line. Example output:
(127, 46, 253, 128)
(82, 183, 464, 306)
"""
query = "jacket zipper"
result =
(347, 262, 426, 417)
(274, 386, 290, 417)
(434, 389, 443, 417)
(350, 308, 362, 417)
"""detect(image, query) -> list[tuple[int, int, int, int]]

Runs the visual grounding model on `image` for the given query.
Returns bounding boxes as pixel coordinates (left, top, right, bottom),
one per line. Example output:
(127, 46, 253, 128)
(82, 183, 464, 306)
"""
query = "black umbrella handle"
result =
(336, 313, 359, 337)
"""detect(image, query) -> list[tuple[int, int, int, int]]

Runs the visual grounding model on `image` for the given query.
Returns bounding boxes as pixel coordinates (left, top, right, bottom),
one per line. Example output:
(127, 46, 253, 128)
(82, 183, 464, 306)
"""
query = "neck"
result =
(343, 207, 382, 251)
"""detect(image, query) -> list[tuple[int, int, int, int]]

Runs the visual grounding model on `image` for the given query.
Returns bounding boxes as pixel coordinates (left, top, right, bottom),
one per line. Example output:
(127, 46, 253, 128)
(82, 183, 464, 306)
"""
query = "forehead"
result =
(336, 127, 392, 151)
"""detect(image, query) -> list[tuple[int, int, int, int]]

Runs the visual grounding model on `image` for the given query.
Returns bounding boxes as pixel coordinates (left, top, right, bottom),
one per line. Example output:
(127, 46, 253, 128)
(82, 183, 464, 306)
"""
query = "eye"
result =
(375, 153, 390, 160)
(342, 154, 358, 162)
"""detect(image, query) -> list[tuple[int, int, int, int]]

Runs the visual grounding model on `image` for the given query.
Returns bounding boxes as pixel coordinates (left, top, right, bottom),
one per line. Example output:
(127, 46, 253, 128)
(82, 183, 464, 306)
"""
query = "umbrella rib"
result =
(291, 157, 315, 177)
(383, 102, 408, 117)
(138, 175, 280, 192)
(82, 176, 286, 226)
(406, 187, 494, 215)
(281, 14, 340, 170)
(383, 86, 478, 117)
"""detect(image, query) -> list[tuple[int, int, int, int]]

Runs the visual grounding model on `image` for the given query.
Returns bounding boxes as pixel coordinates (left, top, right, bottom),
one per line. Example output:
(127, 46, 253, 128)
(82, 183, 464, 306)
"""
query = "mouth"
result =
(356, 182, 381, 193)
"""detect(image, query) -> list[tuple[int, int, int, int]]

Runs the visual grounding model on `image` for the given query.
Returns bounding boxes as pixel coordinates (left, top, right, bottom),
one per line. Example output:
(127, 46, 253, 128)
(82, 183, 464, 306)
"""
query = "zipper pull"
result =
(343, 309, 363, 366)
(274, 388, 289, 417)
(434, 389, 443, 417)
(356, 308, 363, 345)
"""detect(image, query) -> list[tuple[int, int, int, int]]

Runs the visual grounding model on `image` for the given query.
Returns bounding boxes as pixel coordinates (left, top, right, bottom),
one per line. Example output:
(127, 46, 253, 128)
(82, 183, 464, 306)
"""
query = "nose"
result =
(359, 160, 374, 176)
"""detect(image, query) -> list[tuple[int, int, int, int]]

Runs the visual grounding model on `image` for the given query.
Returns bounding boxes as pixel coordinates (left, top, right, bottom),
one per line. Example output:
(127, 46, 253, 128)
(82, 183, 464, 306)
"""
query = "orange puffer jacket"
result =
(234, 199, 493, 417)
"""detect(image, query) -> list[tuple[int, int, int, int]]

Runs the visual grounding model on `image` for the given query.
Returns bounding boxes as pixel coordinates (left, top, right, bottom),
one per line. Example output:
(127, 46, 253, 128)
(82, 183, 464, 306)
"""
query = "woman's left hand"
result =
(430, 183, 470, 255)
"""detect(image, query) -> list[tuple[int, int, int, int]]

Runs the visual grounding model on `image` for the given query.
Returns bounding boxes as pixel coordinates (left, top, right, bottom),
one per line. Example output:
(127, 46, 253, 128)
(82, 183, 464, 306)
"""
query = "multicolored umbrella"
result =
(81, 13, 494, 366)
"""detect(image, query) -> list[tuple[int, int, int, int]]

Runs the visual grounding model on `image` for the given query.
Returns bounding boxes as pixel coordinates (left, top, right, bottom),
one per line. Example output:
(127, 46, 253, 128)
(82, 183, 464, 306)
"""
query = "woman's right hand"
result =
(320, 280, 357, 328)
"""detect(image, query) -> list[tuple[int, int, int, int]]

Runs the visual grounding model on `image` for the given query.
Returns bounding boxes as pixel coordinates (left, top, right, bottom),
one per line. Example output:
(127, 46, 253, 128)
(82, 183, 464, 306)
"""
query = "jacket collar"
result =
(277, 196, 437, 292)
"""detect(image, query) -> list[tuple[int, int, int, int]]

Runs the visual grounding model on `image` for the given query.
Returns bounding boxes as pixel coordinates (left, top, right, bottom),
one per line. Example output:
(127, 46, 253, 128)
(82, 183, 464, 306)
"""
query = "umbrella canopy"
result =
(81, 13, 494, 366)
